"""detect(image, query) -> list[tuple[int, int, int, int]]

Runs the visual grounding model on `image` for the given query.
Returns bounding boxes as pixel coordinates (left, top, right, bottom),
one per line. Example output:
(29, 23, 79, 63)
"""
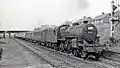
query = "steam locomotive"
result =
(15, 19, 105, 60)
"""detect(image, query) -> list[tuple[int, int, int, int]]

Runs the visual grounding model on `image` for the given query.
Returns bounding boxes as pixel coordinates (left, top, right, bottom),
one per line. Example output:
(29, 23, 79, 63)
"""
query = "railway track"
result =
(99, 58, 120, 68)
(100, 51, 120, 68)
(14, 38, 120, 68)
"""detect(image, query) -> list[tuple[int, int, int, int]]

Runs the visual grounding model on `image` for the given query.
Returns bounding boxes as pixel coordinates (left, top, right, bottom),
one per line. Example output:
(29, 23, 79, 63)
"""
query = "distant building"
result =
(77, 16, 92, 24)
(94, 11, 120, 43)
(93, 13, 111, 24)
(93, 11, 120, 24)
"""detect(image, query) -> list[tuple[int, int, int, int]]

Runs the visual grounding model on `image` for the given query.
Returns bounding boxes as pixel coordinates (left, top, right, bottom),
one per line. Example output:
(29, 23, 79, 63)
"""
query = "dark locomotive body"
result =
(15, 20, 105, 60)
(56, 22, 104, 59)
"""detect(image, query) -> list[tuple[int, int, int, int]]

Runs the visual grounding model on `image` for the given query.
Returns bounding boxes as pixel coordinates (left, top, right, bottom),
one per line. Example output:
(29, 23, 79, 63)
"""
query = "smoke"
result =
(0, 0, 89, 30)
(37, 0, 89, 26)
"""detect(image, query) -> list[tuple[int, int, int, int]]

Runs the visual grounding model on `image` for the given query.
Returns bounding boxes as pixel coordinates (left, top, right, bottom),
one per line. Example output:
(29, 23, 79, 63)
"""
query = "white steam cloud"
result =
(0, 0, 111, 30)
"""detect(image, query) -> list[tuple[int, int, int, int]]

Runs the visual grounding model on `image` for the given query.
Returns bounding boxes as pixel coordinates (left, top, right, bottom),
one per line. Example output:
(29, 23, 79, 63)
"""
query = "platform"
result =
(0, 38, 54, 68)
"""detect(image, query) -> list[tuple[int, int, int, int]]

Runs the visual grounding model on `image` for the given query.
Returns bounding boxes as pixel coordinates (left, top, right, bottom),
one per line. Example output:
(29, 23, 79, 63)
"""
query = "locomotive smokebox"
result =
(81, 24, 98, 42)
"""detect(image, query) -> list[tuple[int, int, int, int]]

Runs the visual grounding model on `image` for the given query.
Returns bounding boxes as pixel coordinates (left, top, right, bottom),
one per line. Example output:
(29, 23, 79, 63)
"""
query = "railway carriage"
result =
(31, 30, 41, 43)
(14, 32, 26, 40)
(25, 32, 33, 41)
(0, 33, 3, 38)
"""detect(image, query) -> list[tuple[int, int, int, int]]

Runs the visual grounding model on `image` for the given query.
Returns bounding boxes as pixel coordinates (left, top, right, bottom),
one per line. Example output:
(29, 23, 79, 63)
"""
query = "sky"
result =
(0, 0, 115, 30)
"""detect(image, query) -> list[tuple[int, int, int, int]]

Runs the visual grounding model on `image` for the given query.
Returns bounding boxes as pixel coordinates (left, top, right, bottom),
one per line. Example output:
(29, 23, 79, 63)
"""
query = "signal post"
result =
(110, 0, 118, 38)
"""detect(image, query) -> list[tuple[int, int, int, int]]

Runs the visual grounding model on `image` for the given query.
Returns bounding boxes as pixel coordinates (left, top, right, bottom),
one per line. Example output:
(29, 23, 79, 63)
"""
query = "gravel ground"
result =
(17, 38, 113, 68)
(0, 38, 54, 68)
